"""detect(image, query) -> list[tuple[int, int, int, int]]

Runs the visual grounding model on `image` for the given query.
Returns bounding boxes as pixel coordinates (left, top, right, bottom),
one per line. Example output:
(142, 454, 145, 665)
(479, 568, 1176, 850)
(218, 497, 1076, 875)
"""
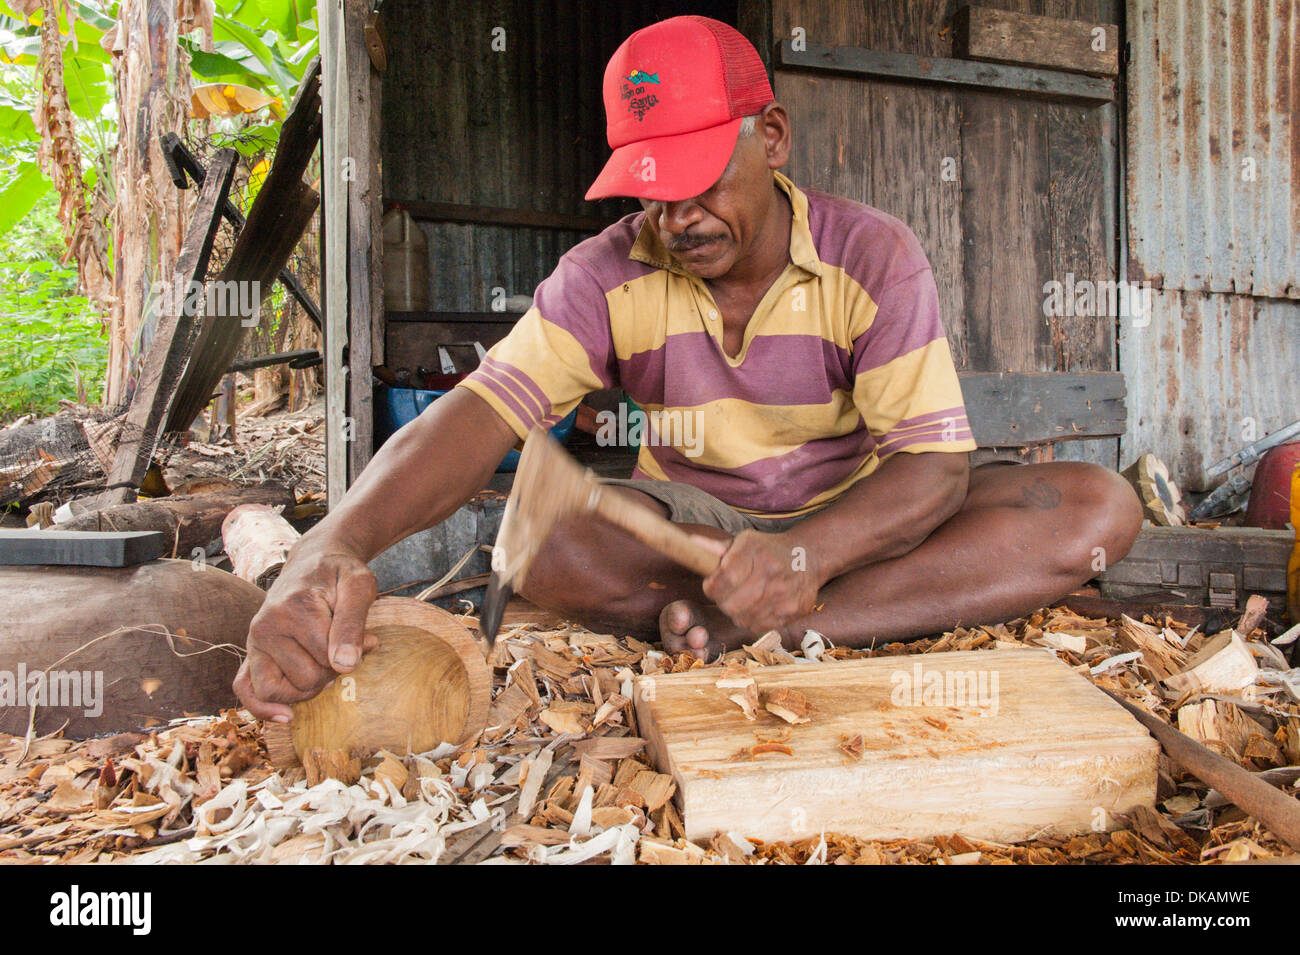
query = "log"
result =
(0, 561, 261, 737)
(634, 649, 1158, 844)
(1105, 691, 1300, 852)
(55, 484, 295, 557)
(221, 503, 300, 587)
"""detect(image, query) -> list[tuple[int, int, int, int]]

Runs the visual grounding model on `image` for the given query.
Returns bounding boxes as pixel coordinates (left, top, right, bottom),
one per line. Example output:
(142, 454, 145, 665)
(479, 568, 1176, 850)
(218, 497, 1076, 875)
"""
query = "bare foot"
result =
(658, 599, 747, 661)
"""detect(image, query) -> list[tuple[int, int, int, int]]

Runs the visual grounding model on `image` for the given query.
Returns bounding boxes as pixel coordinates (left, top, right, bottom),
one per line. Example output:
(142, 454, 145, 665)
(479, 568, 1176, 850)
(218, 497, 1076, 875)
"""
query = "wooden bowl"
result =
(285, 597, 491, 762)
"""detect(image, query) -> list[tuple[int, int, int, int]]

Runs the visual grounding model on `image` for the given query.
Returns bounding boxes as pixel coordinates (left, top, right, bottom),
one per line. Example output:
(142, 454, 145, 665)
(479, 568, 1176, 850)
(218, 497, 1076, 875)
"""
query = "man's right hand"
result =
(233, 545, 379, 722)
(231, 387, 523, 722)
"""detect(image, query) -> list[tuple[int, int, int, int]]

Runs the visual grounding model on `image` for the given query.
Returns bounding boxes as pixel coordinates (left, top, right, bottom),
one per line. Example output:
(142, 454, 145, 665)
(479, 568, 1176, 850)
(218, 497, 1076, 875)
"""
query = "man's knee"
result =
(515, 512, 664, 622)
(1052, 462, 1143, 577)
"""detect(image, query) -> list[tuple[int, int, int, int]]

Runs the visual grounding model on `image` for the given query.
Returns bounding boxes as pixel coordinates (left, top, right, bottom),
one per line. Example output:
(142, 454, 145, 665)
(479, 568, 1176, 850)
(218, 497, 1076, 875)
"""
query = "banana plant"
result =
(0, 1, 115, 232)
(185, 0, 318, 156)
(0, 0, 318, 228)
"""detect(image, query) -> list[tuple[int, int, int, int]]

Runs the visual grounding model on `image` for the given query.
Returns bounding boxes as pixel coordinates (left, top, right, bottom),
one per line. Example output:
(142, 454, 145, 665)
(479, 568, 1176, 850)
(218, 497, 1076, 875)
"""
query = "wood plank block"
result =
(958, 371, 1126, 445)
(0, 529, 165, 567)
(634, 649, 1157, 844)
(776, 41, 1115, 104)
(955, 6, 1119, 77)
(1098, 526, 1291, 605)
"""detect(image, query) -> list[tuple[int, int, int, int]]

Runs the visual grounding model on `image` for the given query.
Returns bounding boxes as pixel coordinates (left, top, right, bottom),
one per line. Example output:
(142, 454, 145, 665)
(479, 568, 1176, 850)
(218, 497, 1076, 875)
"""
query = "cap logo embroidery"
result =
(621, 69, 661, 121)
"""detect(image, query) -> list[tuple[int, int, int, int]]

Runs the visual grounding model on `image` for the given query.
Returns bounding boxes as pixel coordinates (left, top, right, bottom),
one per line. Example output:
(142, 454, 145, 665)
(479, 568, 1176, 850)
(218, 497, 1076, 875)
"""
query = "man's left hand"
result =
(695, 530, 824, 637)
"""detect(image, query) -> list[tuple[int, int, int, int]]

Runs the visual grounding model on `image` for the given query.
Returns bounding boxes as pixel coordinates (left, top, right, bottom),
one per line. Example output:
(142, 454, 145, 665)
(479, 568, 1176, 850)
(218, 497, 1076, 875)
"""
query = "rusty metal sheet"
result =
(1126, 0, 1299, 299)
(1119, 289, 1300, 490)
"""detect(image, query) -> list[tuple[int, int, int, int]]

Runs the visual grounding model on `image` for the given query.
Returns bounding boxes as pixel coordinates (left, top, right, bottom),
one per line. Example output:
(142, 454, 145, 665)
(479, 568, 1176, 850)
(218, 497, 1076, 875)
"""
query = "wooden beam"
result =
(159, 131, 322, 329)
(0, 529, 165, 567)
(954, 5, 1119, 78)
(957, 371, 1126, 446)
(776, 40, 1114, 105)
(384, 310, 519, 324)
(101, 149, 238, 506)
(393, 198, 615, 234)
(165, 59, 322, 434)
(635, 649, 1157, 844)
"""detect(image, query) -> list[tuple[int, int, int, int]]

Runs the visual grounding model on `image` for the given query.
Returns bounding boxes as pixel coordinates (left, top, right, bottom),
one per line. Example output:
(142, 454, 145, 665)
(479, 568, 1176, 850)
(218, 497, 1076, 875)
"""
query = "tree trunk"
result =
(102, 0, 207, 409)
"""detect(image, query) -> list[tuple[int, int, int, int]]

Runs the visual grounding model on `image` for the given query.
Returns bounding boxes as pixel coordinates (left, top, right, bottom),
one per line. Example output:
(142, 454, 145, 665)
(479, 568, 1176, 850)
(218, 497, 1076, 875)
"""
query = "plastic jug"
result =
(382, 206, 429, 312)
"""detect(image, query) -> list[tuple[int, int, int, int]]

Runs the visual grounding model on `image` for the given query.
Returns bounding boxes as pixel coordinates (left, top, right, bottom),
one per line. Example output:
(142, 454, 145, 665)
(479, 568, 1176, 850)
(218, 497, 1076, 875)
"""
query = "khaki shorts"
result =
(602, 478, 821, 535)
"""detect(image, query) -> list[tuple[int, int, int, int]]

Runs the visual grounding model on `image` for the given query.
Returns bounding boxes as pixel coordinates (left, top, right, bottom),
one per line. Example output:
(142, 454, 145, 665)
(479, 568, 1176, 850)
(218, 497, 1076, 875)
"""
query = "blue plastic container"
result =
(375, 383, 577, 472)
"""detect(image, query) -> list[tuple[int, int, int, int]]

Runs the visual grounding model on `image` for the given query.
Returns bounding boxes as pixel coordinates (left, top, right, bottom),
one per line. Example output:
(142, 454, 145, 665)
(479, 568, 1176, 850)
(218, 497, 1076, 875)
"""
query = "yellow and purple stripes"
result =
(458, 171, 975, 516)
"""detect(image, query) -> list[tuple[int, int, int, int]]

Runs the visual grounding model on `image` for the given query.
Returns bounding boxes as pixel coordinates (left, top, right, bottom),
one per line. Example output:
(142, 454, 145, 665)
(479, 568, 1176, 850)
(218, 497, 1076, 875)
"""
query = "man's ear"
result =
(761, 103, 792, 170)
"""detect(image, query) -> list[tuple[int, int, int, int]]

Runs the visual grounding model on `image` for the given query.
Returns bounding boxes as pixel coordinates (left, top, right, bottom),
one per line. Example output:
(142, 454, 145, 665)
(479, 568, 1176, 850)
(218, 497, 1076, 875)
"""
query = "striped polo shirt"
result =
(458, 171, 976, 518)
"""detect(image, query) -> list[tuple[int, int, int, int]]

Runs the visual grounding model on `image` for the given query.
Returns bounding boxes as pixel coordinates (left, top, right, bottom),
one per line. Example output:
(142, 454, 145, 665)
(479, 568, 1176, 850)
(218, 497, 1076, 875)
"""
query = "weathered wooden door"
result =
(744, 0, 1123, 466)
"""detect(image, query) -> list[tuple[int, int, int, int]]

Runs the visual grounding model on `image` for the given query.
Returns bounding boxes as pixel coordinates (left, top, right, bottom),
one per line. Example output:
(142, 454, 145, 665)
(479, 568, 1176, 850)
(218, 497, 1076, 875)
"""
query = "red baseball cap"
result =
(585, 16, 774, 202)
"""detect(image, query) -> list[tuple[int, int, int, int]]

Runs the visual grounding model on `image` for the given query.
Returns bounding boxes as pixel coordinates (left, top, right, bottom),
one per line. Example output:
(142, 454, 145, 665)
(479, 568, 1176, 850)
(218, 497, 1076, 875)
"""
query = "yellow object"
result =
(1288, 461, 1299, 624)
(190, 83, 277, 119)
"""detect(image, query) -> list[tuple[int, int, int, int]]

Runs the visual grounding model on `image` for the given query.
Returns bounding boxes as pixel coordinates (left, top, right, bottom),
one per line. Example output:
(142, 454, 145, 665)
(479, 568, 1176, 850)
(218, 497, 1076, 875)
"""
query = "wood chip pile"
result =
(164, 401, 325, 498)
(1, 600, 1295, 865)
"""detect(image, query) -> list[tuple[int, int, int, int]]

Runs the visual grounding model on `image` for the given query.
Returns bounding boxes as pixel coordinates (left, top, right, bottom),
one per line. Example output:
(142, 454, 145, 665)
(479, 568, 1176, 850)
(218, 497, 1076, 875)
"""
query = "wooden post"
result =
(320, 0, 350, 510)
(343, 0, 384, 484)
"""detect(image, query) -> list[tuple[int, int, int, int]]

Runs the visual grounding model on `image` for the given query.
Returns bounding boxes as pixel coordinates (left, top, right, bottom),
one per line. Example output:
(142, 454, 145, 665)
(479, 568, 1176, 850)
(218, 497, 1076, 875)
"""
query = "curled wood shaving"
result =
(749, 742, 794, 758)
(729, 683, 760, 721)
(763, 687, 812, 724)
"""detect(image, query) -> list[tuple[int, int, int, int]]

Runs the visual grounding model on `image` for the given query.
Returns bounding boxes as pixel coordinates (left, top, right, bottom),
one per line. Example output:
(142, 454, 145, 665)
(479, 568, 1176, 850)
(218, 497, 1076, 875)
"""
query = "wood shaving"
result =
(1, 596, 1293, 865)
(763, 687, 812, 724)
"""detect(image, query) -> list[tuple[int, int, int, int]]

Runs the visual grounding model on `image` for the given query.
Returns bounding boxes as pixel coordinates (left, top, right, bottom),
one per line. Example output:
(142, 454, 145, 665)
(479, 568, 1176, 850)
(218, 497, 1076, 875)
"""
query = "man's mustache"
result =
(665, 232, 726, 252)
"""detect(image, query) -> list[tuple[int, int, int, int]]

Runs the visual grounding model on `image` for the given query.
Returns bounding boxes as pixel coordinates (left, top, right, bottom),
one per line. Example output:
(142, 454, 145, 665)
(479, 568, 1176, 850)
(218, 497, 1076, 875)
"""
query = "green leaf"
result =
(0, 29, 41, 62)
(0, 101, 35, 141)
(186, 43, 274, 89)
(209, 39, 274, 78)
(287, 33, 317, 66)
(214, 16, 295, 92)
(293, 0, 318, 43)
(70, 0, 115, 32)
(69, 20, 111, 60)
(0, 163, 49, 232)
(249, 0, 297, 38)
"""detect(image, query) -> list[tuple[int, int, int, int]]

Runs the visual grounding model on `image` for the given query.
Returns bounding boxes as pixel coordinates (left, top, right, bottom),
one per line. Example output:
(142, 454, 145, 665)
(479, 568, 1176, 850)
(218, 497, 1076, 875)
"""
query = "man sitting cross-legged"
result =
(233, 17, 1140, 721)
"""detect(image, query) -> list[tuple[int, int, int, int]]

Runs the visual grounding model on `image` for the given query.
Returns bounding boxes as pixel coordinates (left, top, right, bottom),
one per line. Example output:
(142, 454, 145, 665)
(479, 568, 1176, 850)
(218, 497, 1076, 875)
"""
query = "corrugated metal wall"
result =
(1123, 0, 1300, 489)
(1127, 0, 1298, 298)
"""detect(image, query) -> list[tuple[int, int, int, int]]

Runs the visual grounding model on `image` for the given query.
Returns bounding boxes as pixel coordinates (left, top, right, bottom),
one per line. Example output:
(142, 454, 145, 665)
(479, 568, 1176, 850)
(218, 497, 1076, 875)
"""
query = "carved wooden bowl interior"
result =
(288, 597, 491, 760)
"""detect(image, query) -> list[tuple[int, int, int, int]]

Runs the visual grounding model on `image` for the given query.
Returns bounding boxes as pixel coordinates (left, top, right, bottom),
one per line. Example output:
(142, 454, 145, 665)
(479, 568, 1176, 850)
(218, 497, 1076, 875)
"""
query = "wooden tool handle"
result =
(1105, 689, 1300, 852)
(591, 487, 722, 578)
